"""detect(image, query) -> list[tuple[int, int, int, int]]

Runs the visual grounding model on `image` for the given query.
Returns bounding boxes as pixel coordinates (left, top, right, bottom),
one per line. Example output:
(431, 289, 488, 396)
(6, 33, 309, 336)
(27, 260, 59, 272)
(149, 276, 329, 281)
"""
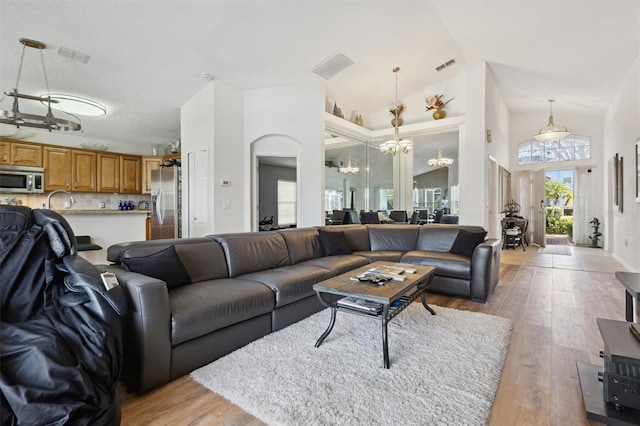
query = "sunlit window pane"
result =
(277, 180, 296, 226)
(518, 135, 590, 164)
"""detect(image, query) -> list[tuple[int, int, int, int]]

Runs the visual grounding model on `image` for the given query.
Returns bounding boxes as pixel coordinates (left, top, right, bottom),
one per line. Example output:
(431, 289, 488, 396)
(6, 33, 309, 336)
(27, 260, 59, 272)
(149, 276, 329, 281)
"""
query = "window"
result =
(324, 189, 343, 212)
(277, 180, 296, 226)
(518, 135, 591, 165)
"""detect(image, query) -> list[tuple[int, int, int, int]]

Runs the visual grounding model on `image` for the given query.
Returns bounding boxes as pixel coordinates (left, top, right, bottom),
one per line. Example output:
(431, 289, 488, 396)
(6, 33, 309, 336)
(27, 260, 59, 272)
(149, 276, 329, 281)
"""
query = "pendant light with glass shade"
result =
(534, 99, 570, 142)
(339, 157, 359, 175)
(380, 67, 412, 155)
(427, 147, 454, 168)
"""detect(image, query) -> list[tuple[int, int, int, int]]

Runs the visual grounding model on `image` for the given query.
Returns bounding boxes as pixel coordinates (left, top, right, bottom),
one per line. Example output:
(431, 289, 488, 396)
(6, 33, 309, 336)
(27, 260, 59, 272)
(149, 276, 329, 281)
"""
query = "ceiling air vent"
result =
(312, 52, 355, 80)
(58, 46, 91, 64)
(435, 58, 456, 72)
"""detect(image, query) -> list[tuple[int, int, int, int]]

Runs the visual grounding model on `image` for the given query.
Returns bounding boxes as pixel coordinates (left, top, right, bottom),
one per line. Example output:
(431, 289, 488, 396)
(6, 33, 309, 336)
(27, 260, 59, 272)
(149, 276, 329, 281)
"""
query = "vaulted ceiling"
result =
(1, 0, 638, 148)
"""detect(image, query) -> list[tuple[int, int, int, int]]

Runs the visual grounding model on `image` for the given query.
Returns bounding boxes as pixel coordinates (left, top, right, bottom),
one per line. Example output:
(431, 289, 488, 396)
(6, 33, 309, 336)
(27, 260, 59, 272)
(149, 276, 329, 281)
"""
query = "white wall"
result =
(244, 82, 325, 229)
(484, 65, 511, 238)
(182, 80, 245, 235)
(603, 55, 640, 271)
(459, 61, 488, 227)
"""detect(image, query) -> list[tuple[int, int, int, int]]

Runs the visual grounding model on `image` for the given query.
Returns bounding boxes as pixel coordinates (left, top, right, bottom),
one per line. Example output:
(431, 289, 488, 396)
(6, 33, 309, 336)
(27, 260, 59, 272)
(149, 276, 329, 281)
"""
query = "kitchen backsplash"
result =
(0, 192, 152, 210)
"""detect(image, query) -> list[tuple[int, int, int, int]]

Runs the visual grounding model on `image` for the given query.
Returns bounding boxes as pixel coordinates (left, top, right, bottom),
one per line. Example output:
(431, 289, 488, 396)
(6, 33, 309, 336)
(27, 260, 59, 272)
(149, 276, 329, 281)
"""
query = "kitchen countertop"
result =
(54, 209, 152, 215)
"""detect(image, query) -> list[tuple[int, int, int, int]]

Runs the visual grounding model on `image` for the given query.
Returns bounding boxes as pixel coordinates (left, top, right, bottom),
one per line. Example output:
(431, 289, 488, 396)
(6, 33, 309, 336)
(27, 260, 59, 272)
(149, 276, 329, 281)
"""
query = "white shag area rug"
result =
(191, 304, 512, 426)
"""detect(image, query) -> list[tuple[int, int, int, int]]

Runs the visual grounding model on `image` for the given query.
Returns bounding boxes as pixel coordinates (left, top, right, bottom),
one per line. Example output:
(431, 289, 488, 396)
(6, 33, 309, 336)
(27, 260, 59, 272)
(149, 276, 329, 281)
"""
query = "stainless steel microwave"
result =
(0, 165, 44, 193)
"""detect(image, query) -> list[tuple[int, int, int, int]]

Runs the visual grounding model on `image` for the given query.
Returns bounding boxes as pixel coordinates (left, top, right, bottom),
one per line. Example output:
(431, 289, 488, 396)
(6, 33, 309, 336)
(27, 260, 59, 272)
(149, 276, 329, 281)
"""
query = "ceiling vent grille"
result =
(58, 46, 91, 64)
(435, 58, 456, 72)
(312, 52, 355, 80)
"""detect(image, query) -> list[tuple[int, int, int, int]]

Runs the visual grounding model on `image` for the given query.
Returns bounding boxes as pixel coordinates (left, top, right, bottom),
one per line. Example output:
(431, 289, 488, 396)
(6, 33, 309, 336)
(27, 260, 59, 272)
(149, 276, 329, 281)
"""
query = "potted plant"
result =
(425, 94, 454, 120)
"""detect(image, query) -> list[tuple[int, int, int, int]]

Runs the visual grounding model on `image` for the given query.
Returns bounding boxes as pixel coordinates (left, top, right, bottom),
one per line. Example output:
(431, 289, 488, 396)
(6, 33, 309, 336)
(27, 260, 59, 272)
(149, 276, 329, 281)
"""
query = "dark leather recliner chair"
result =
(0, 206, 127, 425)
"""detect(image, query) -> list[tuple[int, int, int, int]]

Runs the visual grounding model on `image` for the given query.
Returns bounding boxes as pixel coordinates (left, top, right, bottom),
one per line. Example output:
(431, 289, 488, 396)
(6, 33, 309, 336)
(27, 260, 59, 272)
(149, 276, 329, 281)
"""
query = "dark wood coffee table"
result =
(313, 261, 436, 368)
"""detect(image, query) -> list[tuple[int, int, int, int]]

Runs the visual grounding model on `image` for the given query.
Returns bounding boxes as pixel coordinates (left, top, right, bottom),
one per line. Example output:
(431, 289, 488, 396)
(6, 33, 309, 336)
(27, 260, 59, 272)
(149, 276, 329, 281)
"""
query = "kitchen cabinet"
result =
(142, 156, 162, 194)
(120, 155, 141, 194)
(43, 146, 71, 190)
(97, 153, 141, 194)
(97, 153, 120, 193)
(0, 139, 42, 167)
(72, 150, 96, 192)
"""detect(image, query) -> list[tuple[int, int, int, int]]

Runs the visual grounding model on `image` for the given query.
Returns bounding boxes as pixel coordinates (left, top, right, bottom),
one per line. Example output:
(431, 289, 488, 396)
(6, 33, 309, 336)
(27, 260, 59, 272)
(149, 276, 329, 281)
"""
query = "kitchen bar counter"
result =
(54, 210, 149, 265)
(54, 209, 151, 215)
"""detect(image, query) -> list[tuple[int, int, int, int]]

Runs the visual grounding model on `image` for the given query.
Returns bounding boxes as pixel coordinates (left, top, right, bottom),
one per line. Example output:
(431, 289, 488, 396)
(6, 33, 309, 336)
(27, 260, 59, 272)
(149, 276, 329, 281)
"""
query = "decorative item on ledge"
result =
(425, 94, 453, 120)
(332, 102, 344, 119)
(354, 114, 363, 126)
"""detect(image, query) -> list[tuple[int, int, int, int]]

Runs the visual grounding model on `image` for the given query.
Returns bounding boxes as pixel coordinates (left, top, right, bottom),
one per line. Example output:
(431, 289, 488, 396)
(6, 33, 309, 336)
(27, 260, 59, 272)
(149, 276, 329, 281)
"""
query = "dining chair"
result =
(360, 211, 381, 224)
(389, 210, 409, 223)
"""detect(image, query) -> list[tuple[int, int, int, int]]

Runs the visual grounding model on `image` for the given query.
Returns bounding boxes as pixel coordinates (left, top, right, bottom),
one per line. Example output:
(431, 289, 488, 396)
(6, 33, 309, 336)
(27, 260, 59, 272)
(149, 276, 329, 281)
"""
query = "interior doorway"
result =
(257, 156, 297, 231)
(545, 169, 574, 246)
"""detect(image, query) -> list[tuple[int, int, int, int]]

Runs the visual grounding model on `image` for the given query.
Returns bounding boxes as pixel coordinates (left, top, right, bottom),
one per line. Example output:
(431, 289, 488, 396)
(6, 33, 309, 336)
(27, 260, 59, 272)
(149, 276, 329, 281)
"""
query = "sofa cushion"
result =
(300, 255, 369, 276)
(416, 225, 486, 252)
(449, 229, 487, 258)
(169, 278, 275, 346)
(317, 229, 352, 256)
(118, 239, 229, 283)
(122, 246, 192, 289)
(316, 225, 371, 252)
(367, 225, 420, 252)
(239, 265, 332, 307)
(401, 250, 471, 279)
(278, 228, 325, 264)
(352, 250, 403, 262)
(210, 232, 290, 277)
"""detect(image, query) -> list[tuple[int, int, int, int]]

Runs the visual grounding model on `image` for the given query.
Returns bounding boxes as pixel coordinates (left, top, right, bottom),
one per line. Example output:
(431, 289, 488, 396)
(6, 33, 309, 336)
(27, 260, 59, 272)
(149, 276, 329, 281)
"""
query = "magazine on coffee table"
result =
(366, 266, 412, 281)
(337, 297, 383, 313)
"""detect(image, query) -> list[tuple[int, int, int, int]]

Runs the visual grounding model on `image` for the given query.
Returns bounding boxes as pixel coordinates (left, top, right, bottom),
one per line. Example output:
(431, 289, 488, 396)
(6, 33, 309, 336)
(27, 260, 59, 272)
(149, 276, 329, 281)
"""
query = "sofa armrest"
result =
(101, 265, 172, 392)
(470, 238, 501, 302)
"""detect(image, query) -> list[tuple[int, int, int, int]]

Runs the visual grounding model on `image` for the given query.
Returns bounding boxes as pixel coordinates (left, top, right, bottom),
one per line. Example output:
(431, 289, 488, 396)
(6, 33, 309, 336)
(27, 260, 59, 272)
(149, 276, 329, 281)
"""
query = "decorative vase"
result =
(432, 109, 446, 120)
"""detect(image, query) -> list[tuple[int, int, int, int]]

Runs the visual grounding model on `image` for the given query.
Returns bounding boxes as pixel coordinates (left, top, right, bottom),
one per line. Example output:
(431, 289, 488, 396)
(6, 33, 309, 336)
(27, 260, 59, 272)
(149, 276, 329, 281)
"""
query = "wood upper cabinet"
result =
(0, 139, 42, 167)
(0, 140, 9, 165)
(72, 150, 96, 192)
(120, 155, 141, 194)
(43, 146, 71, 190)
(142, 156, 162, 194)
(97, 153, 120, 193)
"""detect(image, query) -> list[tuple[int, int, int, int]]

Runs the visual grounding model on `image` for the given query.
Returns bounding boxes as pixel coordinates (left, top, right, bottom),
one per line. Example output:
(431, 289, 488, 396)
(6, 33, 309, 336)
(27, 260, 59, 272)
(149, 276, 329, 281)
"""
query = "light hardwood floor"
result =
(120, 245, 628, 425)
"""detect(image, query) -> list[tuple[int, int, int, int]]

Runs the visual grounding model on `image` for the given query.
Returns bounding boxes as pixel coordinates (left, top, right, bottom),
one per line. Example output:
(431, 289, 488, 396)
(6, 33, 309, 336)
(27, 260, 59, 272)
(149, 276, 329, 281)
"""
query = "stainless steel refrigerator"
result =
(150, 167, 182, 239)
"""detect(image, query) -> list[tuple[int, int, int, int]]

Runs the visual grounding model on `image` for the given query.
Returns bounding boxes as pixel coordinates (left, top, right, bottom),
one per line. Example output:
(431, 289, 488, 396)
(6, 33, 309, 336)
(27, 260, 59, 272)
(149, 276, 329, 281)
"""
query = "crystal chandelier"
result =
(0, 38, 82, 133)
(339, 157, 359, 174)
(428, 147, 454, 168)
(534, 99, 569, 142)
(380, 67, 412, 155)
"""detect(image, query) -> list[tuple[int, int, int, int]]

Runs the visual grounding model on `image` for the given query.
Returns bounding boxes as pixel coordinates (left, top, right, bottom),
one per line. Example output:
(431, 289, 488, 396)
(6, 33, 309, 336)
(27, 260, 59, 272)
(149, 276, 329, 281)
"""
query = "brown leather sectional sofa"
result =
(103, 224, 501, 392)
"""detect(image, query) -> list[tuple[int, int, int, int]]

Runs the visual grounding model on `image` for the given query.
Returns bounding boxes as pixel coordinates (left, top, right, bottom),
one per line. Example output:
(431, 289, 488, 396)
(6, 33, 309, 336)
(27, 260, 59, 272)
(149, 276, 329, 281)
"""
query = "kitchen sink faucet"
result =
(46, 190, 75, 210)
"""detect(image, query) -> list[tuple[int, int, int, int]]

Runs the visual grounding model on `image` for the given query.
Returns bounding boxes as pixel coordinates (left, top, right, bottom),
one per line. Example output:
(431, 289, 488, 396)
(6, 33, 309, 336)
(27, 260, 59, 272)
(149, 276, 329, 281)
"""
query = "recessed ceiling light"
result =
(40, 94, 107, 116)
